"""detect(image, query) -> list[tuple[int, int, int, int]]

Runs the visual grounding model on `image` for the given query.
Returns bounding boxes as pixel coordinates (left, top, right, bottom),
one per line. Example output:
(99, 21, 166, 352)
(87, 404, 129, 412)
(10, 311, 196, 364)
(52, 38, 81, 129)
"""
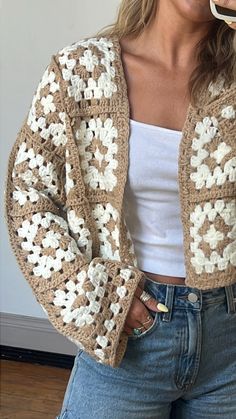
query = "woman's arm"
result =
(4, 54, 146, 368)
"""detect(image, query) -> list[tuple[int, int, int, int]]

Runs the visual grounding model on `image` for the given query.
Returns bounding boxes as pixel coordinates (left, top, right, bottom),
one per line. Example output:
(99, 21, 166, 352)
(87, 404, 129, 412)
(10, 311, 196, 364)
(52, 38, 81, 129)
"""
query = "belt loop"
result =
(162, 285, 175, 322)
(225, 285, 236, 314)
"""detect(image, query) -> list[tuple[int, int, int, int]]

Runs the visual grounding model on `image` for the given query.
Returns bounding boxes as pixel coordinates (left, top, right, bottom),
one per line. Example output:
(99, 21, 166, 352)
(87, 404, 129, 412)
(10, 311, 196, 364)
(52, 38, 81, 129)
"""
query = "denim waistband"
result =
(144, 275, 236, 320)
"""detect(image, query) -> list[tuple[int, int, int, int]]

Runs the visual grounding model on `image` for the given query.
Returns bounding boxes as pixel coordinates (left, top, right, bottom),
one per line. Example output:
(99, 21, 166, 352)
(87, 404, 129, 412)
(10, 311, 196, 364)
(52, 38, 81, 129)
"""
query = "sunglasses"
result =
(210, 1, 236, 22)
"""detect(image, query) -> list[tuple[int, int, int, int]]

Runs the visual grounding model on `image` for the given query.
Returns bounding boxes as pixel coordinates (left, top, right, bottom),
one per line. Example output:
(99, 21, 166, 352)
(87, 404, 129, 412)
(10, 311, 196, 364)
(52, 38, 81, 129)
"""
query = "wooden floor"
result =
(0, 360, 71, 419)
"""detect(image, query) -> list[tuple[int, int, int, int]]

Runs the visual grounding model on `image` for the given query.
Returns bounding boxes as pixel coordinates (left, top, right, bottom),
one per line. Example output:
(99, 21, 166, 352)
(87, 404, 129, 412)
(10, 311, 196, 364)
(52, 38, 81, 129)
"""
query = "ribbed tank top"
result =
(123, 118, 186, 277)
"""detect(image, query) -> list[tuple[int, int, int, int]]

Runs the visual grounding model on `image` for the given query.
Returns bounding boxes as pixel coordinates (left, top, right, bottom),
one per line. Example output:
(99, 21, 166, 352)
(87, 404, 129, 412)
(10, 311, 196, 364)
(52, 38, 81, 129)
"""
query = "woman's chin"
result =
(170, 0, 216, 23)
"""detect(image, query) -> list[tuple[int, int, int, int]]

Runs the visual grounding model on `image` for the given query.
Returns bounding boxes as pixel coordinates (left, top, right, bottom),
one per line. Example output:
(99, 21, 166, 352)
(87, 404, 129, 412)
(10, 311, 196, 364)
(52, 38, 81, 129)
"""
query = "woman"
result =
(4, 0, 236, 418)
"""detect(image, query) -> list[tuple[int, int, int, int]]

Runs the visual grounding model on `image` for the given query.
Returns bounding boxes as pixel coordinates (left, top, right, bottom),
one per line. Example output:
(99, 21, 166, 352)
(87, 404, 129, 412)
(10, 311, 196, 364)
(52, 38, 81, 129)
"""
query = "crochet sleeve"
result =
(4, 55, 146, 368)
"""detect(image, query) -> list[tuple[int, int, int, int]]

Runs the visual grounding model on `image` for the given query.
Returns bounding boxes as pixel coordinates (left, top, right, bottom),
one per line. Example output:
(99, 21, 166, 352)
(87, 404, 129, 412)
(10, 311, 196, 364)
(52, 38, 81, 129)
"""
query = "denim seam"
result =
(162, 285, 175, 322)
(184, 312, 202, 392)
(225, 285, 236, 313)
(175, 310, 188, 390)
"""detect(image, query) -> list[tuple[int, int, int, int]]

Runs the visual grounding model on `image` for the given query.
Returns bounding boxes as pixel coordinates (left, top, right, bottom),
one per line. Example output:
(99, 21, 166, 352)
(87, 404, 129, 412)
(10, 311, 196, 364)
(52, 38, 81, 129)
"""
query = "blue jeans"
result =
(56, 277, 236, 419)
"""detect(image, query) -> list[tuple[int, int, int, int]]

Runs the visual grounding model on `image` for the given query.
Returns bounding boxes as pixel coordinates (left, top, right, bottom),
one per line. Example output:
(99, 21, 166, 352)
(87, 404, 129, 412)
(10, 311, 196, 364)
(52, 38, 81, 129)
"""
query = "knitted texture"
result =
(4, 35, 236, 367)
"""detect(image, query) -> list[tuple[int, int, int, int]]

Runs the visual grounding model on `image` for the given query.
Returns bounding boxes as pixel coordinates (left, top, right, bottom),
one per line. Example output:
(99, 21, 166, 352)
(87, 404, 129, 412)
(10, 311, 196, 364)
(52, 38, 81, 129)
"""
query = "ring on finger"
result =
(132, 325, 145, 335)
(141, 315, 152, 325)
(133, 328, 143, 335)
(135, 325, 145, 331)
(140, 290, 152, 303)
(133, 318, 152, 335)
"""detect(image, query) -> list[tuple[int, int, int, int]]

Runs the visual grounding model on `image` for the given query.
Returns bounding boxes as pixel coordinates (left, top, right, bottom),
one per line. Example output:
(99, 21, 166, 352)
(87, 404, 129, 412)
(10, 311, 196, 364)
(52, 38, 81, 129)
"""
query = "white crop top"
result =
(123, 118, 186, 278)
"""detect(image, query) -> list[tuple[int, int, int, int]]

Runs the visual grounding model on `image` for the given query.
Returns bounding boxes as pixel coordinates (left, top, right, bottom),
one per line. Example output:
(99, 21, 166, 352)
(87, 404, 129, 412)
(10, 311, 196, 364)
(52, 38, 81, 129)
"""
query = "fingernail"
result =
(157, 303, 169, 312)
(224, 20, 233, 25)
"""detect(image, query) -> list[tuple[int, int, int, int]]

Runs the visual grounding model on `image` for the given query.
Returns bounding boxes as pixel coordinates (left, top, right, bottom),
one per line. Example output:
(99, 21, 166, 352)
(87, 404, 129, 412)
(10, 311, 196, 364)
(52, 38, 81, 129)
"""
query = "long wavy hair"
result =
(95, 0, 236, 106)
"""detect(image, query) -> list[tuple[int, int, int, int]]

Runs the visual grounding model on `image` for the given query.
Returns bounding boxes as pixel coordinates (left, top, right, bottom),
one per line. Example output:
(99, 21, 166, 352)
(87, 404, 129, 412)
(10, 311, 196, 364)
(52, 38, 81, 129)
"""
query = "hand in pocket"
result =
(123, 278, 168, 337)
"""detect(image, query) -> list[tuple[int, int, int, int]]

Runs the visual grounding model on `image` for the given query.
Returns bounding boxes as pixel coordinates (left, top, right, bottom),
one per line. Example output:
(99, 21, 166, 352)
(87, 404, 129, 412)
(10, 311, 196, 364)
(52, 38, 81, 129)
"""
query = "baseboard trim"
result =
(0, 345, 74, 369)
(0, 312, 77, 356)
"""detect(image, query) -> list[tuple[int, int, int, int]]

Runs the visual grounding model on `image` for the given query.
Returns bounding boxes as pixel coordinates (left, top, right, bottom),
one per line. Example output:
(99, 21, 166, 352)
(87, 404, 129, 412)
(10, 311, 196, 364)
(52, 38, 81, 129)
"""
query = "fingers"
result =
(124, 292, 169, 337)
(212, 0, 236, 11)
(135, 283, 168, 314)
(124, 295, 154, 335)
(143, 293, 169, 314)
(124, 279, 169, 337)
(123, 315, 153, 335)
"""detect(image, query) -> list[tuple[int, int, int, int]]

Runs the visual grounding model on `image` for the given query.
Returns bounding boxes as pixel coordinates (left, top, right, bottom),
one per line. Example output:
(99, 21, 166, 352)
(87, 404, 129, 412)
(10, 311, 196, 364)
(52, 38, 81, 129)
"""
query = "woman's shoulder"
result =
(54, 34, 117, 63)
(51, 34, 119, 109)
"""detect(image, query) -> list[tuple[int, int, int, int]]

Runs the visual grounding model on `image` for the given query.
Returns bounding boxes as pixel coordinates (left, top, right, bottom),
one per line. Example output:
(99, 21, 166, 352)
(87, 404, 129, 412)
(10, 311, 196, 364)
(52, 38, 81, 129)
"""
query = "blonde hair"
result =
(95, 0, 236, 106)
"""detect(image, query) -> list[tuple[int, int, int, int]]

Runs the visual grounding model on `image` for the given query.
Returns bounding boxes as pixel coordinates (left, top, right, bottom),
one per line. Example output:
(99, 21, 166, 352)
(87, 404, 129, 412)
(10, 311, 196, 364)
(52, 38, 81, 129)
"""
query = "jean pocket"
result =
(128, 277, 161, 340)
(128, 309, 159, 340)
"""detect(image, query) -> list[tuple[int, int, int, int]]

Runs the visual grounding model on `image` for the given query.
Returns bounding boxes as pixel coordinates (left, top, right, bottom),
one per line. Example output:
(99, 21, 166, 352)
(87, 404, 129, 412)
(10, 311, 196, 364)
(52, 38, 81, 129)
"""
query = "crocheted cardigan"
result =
(4, 35, 236, 368)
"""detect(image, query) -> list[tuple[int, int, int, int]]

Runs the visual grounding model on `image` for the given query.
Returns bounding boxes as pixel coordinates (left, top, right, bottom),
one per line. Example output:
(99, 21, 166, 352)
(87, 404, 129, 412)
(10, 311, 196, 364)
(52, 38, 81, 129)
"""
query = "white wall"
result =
(0, 0, 120, 318)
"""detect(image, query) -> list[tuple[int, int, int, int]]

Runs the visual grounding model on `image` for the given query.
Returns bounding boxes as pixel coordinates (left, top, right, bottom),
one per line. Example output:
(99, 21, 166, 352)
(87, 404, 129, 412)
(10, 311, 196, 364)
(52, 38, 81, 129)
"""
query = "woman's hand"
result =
(123, 278, 168, 337)
(212, 0, 236, 29)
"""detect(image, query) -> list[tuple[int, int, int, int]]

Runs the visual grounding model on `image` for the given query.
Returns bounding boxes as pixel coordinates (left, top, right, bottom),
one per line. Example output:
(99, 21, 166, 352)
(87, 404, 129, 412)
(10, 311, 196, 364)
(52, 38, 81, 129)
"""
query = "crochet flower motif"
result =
(190, 114, 234, 190)
(52, 261, 132, 361)
(59, 37, 117, 102)
(53, 272, 93, 325)
(80, 38, 116, 79)
(92, 203, 120, 260)
(101, 50, 116, 77)
(67, 75, 86, 101)
(30, 112, 67, 147)
(27, 68, 59, 124)
(79, 49, 99, 72)
(41, 70, 60, 94)
(190, 164, 211, 190)
(76, 117, 118, 192)
(203, 225, 224, 250)
(67, 210, 90, 242)
(67, 210, 92, 260)
(17, 212, 81, 279)
(65, 69, 117, 102)
(58, 54, 76, 71)
(13, 188, 40, 206)
(210, 142, 231, 165)
(221, 105, 235, 119)
(40, 94, 56, 115)
(78, 37, 114, 50)
(53, 264, 108, 326)
(42, 230, 61, 248)
(84, 73, 117, 99)
(190, 199, 236, 274)
(208, 76, 225, 97)
(27, 66, 66, 147)
(59, 49, 81, 91)
(12, 142, 59, 204)
(58, 37, 114, 59)
(193, 117, 219, 149)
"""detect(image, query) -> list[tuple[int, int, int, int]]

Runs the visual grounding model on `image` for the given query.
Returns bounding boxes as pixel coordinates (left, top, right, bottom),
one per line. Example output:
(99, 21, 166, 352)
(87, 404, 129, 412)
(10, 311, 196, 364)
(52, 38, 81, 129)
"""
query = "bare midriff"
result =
(142, 270, 186, 286)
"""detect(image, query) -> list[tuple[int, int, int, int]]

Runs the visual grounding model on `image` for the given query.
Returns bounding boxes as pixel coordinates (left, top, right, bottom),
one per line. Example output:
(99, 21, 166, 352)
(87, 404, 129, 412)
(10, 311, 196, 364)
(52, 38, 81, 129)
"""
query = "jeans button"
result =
(188, 292, 198, 303)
